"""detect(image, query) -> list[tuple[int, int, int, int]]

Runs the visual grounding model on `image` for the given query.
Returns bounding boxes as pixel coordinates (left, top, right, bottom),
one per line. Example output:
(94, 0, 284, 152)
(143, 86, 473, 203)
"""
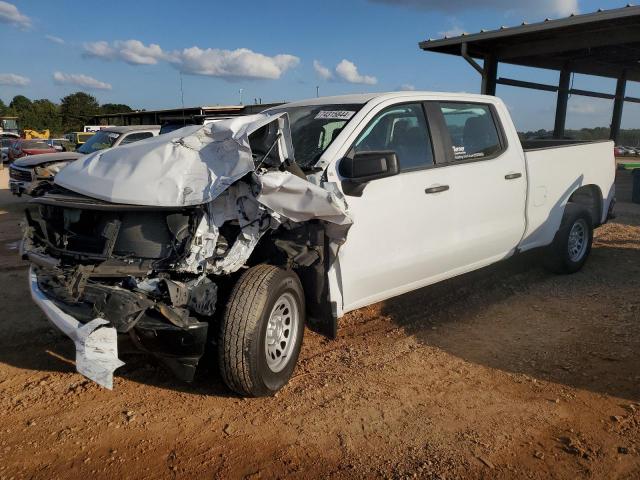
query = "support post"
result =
(553, 68, 571, 139)
(610, 71, 627, 144)
(481, 55, 498, 96)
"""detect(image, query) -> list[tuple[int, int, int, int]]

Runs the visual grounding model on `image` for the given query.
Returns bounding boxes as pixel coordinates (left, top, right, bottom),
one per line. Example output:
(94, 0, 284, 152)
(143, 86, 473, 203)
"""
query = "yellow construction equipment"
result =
(23, 129, 50, 140)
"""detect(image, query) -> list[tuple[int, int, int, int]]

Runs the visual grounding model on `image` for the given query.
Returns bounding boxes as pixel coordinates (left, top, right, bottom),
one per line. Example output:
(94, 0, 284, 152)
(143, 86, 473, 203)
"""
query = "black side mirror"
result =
(339, 150, 399, 196)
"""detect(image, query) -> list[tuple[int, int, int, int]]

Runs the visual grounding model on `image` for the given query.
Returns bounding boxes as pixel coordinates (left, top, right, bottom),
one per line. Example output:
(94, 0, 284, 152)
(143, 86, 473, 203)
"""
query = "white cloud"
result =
(399, 83, 416, 91)
(0, 73, 30, 86)
(53, 71, 112, 90)
(313, 60, 333, 80)
(168, 47, 300, 80)
(83, 39, 299, 80)
(568, 99, 604, 115)
(335, 59, 377, 85)
(0, 1, 31, 29)
(369, 0, 578, 17)
(83, 40, 166, 65)
(45, 34, 65, 45)
(438, 25, 466, 37)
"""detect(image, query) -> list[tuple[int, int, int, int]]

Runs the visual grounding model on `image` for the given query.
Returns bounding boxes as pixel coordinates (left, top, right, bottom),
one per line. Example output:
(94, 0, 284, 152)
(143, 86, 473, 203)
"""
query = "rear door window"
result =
(438, 103, 503, 161)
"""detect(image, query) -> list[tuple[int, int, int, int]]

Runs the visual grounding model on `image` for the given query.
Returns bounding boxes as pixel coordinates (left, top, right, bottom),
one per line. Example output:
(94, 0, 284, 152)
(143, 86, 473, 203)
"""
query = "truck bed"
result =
(519, 140, 616, 251)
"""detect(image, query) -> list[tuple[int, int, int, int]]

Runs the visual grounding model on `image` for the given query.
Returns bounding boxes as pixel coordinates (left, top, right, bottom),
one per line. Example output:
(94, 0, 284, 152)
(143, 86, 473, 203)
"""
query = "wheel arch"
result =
(567, 184, 603, 226)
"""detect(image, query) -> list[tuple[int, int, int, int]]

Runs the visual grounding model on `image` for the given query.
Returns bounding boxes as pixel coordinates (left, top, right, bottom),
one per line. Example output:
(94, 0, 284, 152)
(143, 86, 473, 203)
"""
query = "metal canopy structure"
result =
(88, 103, 281, 127)
(419, 5, 640, 142)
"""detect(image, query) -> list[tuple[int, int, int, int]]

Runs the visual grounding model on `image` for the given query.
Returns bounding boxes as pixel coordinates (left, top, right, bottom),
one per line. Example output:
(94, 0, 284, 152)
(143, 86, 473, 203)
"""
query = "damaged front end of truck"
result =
(21, 113, 351, 389)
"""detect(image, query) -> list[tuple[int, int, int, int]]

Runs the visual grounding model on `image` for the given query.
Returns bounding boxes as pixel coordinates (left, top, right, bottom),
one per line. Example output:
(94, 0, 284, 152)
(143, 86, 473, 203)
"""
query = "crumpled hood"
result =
(14, 151, 83, 168)
(55, 114, 293, 207)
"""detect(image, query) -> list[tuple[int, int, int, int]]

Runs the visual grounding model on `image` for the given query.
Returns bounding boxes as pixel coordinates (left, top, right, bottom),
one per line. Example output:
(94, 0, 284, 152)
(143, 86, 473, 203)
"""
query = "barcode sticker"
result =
(315, 111, 356, 120)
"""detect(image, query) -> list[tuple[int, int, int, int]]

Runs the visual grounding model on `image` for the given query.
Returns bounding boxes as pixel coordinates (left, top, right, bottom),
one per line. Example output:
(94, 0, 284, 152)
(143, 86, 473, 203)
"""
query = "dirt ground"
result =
(0, 171, 639, 480)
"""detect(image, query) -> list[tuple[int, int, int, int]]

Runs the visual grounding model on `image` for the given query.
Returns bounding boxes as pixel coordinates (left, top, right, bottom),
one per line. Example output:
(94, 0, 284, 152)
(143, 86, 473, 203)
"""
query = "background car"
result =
(9, 125, 161, 196)
(7, 139, 57, 162)
(65, 131, 95, 147)
(44, 138, 73, 152)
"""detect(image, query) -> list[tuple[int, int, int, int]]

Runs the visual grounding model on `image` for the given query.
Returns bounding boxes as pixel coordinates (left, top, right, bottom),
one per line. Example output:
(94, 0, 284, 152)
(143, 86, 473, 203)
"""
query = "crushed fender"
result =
(23, 111, 352, 387)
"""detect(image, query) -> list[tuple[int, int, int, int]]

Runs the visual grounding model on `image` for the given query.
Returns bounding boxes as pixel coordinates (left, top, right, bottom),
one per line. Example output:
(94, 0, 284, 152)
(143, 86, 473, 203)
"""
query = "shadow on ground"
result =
(380, 216, 640, 402)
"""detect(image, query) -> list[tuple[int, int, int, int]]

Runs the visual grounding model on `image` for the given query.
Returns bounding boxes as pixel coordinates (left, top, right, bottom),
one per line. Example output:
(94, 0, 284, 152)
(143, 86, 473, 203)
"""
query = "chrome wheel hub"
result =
(568, 219, 588, 262)
(265, 292, 298, 373)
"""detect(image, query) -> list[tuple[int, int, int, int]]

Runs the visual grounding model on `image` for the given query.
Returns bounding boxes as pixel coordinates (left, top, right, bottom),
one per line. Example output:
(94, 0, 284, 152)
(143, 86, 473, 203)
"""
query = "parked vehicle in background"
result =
(159, 116, 234, 135)
(23, 129, 50, 140)
(9, 125, 161, 196)
(0, 116, 19, 135)
(22, 92, 616, 396)
(44, 138, 73, 152)
(614, 145, 640, 156)
(84, 125, 114, 133)
(74, 125, 160, 154)
(0, 132, 20, 140)
(1, 138, 14, 163)
(1, 133, 20, 163)
(65, 131, 95, 147)
(8, 139, 57, 162)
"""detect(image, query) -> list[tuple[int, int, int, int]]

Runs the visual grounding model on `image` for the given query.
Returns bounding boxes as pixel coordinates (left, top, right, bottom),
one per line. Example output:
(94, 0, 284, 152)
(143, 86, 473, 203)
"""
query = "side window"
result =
(439, 103, 503, 161)
(354, 103, 434, 171)
(119, 132, 154, 145)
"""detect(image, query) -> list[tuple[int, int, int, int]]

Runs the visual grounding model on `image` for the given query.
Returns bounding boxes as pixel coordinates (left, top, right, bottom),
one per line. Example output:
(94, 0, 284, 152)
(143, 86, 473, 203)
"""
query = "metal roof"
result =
(101, 125, 161, 133)
(272, 91, 499, 109)
(419, 4, 640, 81)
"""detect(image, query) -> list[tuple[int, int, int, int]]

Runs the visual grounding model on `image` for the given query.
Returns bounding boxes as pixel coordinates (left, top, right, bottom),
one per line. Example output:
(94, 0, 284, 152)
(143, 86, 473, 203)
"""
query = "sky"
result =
(1, 0, 639, 132)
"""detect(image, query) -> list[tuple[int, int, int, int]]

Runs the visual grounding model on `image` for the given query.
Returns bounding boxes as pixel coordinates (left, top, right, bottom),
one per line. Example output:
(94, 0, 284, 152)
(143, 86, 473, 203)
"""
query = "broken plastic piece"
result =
(75, 319, 124, 390)
(29, 268, 124, 389)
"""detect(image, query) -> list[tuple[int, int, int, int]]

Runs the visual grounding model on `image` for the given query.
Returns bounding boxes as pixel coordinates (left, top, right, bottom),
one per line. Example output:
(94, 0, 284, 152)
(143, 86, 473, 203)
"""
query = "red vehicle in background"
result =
(7, 139, 57, 162)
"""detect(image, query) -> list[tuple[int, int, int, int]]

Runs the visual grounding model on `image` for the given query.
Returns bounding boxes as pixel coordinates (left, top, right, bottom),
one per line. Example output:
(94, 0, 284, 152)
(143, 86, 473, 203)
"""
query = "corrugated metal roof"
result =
(419, 4, 640, 81)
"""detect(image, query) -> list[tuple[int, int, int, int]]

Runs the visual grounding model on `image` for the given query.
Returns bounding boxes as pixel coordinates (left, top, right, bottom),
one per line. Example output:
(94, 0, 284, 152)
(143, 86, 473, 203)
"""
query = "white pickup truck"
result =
(22, 92, 615, 396)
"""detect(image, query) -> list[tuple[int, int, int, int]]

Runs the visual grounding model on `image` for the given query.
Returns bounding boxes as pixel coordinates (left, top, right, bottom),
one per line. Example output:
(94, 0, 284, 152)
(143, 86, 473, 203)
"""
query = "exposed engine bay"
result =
(22, 113, 352, 388)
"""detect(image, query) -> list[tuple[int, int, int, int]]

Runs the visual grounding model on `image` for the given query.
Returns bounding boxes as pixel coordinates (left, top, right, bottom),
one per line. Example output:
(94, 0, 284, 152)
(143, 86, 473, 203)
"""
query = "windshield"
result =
(77, 131, 120, 154)
(267, 104, 363, 168)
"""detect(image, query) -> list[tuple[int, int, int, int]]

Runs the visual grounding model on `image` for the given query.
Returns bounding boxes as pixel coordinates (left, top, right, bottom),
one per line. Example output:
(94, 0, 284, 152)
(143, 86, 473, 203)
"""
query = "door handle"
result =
(504, 172, 522, 180)
(425, 185, 450, 194)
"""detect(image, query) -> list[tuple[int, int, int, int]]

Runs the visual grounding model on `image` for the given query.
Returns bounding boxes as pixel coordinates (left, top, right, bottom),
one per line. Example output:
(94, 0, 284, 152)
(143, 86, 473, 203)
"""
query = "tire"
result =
(218, 264, 305, 397)
(544, 203, 593, 274)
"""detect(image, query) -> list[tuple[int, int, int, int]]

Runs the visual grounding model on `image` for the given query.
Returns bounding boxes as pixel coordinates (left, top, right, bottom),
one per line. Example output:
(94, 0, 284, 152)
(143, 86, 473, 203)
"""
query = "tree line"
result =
(519, 127, 640, 146)
(0, 92, 134, 135)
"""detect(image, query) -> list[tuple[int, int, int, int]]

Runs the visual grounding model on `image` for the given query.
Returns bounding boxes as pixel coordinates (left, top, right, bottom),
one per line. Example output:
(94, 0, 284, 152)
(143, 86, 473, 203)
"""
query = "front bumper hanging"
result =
(29, 267, 124, 389)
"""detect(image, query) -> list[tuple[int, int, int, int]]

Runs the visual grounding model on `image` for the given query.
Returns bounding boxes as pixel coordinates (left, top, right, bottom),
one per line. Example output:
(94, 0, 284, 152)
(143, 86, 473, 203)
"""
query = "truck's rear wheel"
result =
(218, 264, 305, 397)
(544, 204, 593, 274)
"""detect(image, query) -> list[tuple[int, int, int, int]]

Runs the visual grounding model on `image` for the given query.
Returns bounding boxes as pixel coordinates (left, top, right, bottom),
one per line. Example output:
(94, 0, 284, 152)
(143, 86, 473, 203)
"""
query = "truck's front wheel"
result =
(544, 204, 593, 274)
(218, 264, 305, 397)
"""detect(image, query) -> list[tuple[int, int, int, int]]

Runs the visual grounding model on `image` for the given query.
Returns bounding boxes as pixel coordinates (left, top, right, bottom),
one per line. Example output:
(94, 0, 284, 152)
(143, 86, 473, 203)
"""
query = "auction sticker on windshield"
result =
(315, 111, 356, 120)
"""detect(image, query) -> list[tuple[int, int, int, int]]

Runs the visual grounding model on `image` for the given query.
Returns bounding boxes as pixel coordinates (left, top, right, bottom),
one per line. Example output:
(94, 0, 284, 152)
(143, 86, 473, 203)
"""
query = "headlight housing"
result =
(34, 161, 69, 178)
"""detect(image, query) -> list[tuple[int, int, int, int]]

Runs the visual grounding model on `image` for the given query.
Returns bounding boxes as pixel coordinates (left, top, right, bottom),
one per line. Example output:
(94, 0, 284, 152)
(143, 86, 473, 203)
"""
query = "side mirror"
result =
(338, 150, 399, 196)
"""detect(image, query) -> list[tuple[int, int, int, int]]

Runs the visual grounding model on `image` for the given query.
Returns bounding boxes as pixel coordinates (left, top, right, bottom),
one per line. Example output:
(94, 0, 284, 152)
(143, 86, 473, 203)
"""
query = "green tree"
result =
(9, 95, 32, 112)
(0, 98, 7, 115)
(60, 91, 100, 132)
(31, 99, 62, 134)
(101, 103, 133, 115)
